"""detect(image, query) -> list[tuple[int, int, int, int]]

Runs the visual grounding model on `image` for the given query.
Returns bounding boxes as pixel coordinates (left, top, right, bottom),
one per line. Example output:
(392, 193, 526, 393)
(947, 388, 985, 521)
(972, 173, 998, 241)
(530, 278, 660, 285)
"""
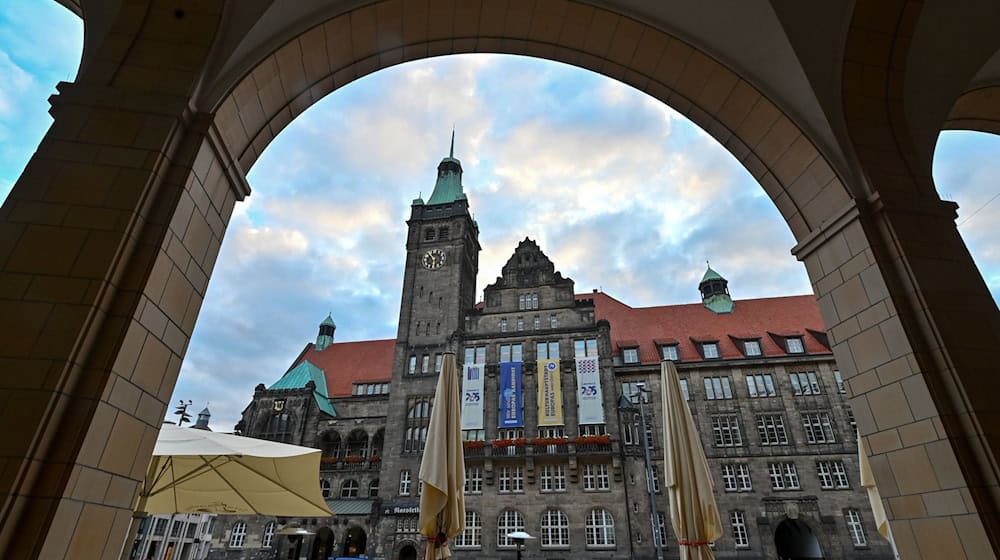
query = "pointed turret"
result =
(426, 131, 467, 205)
(193, 406, 211, 430)
(699, 262, 734, 314)
(316, 313, 336, 351)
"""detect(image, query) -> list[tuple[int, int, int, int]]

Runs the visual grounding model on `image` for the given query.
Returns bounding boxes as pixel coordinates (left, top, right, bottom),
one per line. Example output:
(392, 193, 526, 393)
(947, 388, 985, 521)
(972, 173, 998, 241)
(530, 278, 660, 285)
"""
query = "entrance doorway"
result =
(775, 518, 824, 559)
(342, 526, 367, 557)
(398, 545, 418, 560)
(310, 527, 335, 560)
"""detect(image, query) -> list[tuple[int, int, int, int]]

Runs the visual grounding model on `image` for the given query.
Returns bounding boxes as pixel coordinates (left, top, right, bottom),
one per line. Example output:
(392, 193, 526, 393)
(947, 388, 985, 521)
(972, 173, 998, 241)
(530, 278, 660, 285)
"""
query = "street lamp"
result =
(618, 387, 664, 560)
(505, 531, 535, 560)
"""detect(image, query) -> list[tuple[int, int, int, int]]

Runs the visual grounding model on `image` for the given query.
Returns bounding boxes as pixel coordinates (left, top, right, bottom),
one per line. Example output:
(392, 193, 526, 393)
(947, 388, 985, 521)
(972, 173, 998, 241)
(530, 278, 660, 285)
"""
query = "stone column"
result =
(0, 2, 243, 557)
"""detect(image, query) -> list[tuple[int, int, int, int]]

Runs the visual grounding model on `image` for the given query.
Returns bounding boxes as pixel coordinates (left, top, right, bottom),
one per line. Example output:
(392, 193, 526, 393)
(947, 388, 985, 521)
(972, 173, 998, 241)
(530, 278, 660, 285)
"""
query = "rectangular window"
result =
(623, 347, 639, 363)
(580, 424, 607, 436)
(465, 466, 482, 494)
(464, 346, 487, 365)
(498, 466, 524, 493)
(454, 511, 481, 548)
(408, 355, 417, 375)
(790, 371, 821, 395)
(756, 415, 789, 445)
(679, 379, 690, 401)
(399, 470, 411, 495)
(533, 316, 541, 329)
(722, 464, 752, 492)
(404, 396, 432, 453)
(420, 354, 429, 373)
(463, 429, 485, 441)
(540, 464, 567, 493)
(834, 369, 846, 393)
(702, 342, 720, 359)
(646, 466, 660, 493)
(846, 406, 857, 435)
(656, 511, 667, 547)
(583, 463, 610, 491)
(744, 340, 762, 356)
(802, 412, 836, 444)
(550, 314, 558, 328)
(518, 294, 526, 310)
(499, 343, 523, 362)
(536, 341, 560, 360)
(768, 462, 800, 490)
(704, 376, 734, 400)
(532, 293, 539, 309)
(737, 463, 752, 491)
(500, 318, 508, 332)
(517, 317, 524, 331)
(711, 415, 743, 447)
(731, 511, 749, 548)
(574, 338, 599, 358)
(817, 461, 850, 489)
(661, 344, 679, 361)
(722, 464, 738, 492)
(846, 510, 867, 546)
(786, 337, 805, 353)
(746, 373, 776, 397)
(435, 354, 443, 373)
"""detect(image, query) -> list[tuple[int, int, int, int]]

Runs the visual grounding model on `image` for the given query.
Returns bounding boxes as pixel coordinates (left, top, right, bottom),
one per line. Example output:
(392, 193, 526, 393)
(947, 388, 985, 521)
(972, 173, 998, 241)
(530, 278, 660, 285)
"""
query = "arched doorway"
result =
(775, 518, 824, 560)
(398, 544, 418, 560)
(309, 527, 336, 560)
(342, 526, 367, 557)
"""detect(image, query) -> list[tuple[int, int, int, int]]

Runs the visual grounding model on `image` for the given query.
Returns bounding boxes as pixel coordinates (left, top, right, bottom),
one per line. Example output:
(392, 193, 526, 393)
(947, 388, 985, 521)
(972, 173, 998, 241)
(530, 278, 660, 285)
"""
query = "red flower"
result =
(343, 455, 364, 463)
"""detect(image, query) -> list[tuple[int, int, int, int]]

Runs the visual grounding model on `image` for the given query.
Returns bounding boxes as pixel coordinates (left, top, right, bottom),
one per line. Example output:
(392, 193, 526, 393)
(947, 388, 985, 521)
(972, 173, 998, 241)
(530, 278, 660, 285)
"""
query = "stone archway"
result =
(775, 518, 824, 560)
(310, 526, 336, 560)
(342, 525, 367, 557)
(397, 542, 418, 560)
(4, 2, 1000, 559)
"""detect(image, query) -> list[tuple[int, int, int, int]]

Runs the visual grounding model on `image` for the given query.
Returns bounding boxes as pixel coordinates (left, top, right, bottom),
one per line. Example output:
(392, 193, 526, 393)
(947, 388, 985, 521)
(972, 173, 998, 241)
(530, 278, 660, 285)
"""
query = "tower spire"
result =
(450, 127, 455, 158)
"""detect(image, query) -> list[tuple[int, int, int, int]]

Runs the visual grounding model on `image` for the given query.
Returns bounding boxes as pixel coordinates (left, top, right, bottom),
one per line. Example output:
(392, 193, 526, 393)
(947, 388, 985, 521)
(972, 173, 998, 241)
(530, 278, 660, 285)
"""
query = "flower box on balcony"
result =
(463, 440, 486, 449)
(573, 435, 611, 445)
(343, 455, 364, 463)
(530, 437, 570, 446)
(491, 438, 526, 448)
(320, 457, 338, 465)
(368, 456, 381, 463)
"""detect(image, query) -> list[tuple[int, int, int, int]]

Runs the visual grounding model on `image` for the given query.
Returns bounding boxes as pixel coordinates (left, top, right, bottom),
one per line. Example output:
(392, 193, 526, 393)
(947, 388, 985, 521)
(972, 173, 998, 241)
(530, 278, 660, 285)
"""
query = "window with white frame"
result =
(518, 293, 539, 311)
(341, 479, 359, 498)
(656, 511, 668, 546)
(536, 341, 560, 360)
(541, 509, 570, 548)
(704, 376, 733, 400)
(422, 354, 430, 373)
(646, 466, 660, 493)
(679, 378, 690, 401)
(786, 336, 805, 353)
(756, 414, 789, 445)
(746, 373, 776, 397)
(463, 429, 485, 441)
(834, 369, 846, 393)
(465, 466, 482, 494)
(533, 315, 541, 329)
(498, 466, 524, 493)
(500, 318, 508, 332)
(395, 517, 418, 533)
(399, 470, 411, 495)
(574, 338, 599, 357)
(497, 510, 525, 548)
(369, 479, 380, 497)
(586, 509, 616, 548)
(320, 479, 331, 498)
(261, 521, 275, 548)
(846, 509, 867, 546)
(737, 463, 752, 491)
(846, 406, 857, 435)
(463, 346, 487, 365)
(622, 347, 639, 364)
(818, 461, 850, 489)
(768, 462, 800, 490)
(731, 511, 749, 548)
(743, 340, 762, 356)
(408, 355, 417, 375)
(583, 463, 611, 491)
(580, 424, 607, 436)
(517, 317, 525, 331)
(435, 354, 443, 372)
(550, 314, 558, 328)
(499, 343, 523, 362)
(661, 344, 679, 361)
(723, 464, 752, 492)
(722, 464, 738, 492)
(454, 511, 481, 548)
(790, 371, 821, 395)
(711, 415, 743, 447)
(417, 479, 424, 496)
(228, 522, 246, 548)
(540, 464, 567, 492)
(802, 412, 836, 444)
(702, 342, 720, 359)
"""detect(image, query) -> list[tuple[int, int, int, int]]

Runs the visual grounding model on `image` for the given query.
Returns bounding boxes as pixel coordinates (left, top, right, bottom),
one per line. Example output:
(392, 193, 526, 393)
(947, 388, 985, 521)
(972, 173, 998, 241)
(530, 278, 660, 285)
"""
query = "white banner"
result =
(576, 356, 605, 424)
(461, 364, 485, 430)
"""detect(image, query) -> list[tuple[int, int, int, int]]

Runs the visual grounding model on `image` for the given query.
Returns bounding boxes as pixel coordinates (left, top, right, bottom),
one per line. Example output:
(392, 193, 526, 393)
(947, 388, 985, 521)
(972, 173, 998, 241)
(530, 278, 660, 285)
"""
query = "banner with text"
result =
(537, 359, 564, 426)
(461, 364, 485, 430)
(498, 361, 524, 428)
(576, 356, 605, 424)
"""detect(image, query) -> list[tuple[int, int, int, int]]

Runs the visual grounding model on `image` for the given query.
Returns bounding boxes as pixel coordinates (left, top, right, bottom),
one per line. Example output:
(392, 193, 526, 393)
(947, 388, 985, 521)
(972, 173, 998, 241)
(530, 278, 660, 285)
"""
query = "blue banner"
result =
(498, 361, 523, 428)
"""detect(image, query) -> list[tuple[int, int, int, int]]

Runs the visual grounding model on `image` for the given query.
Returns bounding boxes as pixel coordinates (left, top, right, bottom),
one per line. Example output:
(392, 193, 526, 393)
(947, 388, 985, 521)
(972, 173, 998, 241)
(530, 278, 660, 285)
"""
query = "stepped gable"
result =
(485, 237, 574, 291)
(293, 338, 394, 397)
(579, 291, 830, 364)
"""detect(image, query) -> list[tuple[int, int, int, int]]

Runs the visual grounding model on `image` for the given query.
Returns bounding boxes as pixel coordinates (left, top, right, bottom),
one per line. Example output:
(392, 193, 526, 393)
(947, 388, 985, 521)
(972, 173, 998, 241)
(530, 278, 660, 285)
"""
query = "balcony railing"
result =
(320, 458, 381, 471)
(462, 440, 613, 458)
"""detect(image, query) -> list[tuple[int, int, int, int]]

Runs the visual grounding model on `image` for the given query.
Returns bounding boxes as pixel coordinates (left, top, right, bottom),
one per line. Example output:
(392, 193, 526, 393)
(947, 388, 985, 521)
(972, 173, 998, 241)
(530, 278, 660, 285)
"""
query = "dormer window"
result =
(786, 337, 804, 353)
(702, 343, 720, 359)
(744, 340, 762, 357)
(661, 345, 679, 361)
(623, 347, 640, 364)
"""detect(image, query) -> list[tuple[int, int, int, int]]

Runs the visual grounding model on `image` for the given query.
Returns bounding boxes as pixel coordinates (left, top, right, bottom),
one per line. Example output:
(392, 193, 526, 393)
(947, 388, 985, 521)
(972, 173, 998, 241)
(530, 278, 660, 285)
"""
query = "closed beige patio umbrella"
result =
(860, 438, 899, 557)
(418, 353, 466, 559)
(661, 360, 723, 560)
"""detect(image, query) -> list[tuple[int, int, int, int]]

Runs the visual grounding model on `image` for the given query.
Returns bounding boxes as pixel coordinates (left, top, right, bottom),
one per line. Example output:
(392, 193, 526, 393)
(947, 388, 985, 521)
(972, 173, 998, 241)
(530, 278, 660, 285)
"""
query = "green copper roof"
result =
(320, 313, 336, 327)
(703, 294, 735, 314)
(426, 131, 467, 205)
(269, 361, 337, 417)
(701, 265, 725, 283)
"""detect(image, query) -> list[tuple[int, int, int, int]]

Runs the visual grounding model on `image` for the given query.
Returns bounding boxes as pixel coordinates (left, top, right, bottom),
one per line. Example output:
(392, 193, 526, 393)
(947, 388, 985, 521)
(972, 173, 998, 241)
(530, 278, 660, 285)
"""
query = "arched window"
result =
(320, 479, 331, 498)
(320, 431, 341, 458)
(497, 510, 525, 548)
(341, 479, 360, 498)
(541, 510, 570, 548)
(454, 511, 481, 548)
(345, 429, 368, 457)
(262, 413, 293, 442)
(262, 521, 275, 548)
(586, 509, 616, 548)
(228, 521, 247, 548)
(369, 479, 380, 497)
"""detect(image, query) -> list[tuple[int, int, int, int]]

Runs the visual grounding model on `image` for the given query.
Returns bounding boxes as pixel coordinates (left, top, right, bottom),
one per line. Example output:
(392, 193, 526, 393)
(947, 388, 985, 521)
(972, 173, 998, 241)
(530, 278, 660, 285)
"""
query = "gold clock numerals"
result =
(422, 249, 446, 269)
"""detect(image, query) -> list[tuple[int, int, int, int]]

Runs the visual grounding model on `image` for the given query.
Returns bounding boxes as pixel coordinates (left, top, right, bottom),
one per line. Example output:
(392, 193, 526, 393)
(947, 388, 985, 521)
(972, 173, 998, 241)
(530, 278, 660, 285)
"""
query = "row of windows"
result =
(399, 463, 613, 496)
(320, 478, 380, 498)
(227, 521, 275, 549)
(452, 508, 616, 549)
(712, 412, 837, 447)
(726, 509, 867, 548)
(407, 354, 443, 375)
(499, 314, 559, 332)
(721, 460, 851, 492)
(423, 226, 449, 241)
(351, 382, 389, 396)
(462, 424, 607, 443)
(623, 335, 811, 364)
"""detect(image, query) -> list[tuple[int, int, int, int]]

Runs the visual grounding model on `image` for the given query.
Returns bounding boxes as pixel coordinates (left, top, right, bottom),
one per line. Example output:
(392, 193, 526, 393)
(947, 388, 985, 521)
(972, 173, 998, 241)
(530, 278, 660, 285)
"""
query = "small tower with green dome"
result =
(316, 313, 336, 351)
(699, 263, 735, 314)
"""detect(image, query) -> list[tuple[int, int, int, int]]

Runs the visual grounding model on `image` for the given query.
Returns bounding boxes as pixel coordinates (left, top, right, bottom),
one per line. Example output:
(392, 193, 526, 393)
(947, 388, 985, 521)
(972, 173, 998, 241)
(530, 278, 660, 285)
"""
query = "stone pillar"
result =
(0, 2, 241, 558)
(792, 191, 1000, 560)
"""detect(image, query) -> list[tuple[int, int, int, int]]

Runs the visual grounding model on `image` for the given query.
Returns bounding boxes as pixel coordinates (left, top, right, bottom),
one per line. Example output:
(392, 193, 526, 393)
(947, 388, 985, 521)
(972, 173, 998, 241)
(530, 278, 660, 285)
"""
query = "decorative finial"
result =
(450, 127, 455, 158)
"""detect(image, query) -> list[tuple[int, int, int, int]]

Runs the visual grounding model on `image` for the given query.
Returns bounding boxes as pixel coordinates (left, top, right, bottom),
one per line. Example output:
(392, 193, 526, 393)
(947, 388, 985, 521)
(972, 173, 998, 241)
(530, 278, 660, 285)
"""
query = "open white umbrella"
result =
(418, 353, 466, 559)
(661, 360, 723, 560)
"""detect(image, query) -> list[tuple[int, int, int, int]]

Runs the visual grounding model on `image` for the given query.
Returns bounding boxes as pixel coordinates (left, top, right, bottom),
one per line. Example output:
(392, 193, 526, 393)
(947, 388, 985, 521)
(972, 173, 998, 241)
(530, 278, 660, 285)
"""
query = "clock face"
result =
(422, 249, 447, 270)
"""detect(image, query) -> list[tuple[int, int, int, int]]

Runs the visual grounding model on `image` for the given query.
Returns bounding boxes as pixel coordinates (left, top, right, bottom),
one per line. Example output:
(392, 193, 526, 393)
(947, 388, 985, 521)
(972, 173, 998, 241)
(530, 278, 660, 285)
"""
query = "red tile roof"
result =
(580, 291, 830, 364)
(295, 339, 395, 397)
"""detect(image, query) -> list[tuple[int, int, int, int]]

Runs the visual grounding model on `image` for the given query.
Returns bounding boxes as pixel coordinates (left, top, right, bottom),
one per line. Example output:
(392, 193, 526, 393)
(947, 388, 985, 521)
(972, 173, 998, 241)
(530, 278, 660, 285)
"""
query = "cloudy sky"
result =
(3, 2, 998, 431)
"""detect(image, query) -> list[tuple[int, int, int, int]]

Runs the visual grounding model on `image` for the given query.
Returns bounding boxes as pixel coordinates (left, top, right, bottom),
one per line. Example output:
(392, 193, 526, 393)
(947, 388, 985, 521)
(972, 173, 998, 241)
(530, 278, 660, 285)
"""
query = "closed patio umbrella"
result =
(661, 360, 722, 560)
(418, 353, 466, 559)
(860, 438, 899, 558)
